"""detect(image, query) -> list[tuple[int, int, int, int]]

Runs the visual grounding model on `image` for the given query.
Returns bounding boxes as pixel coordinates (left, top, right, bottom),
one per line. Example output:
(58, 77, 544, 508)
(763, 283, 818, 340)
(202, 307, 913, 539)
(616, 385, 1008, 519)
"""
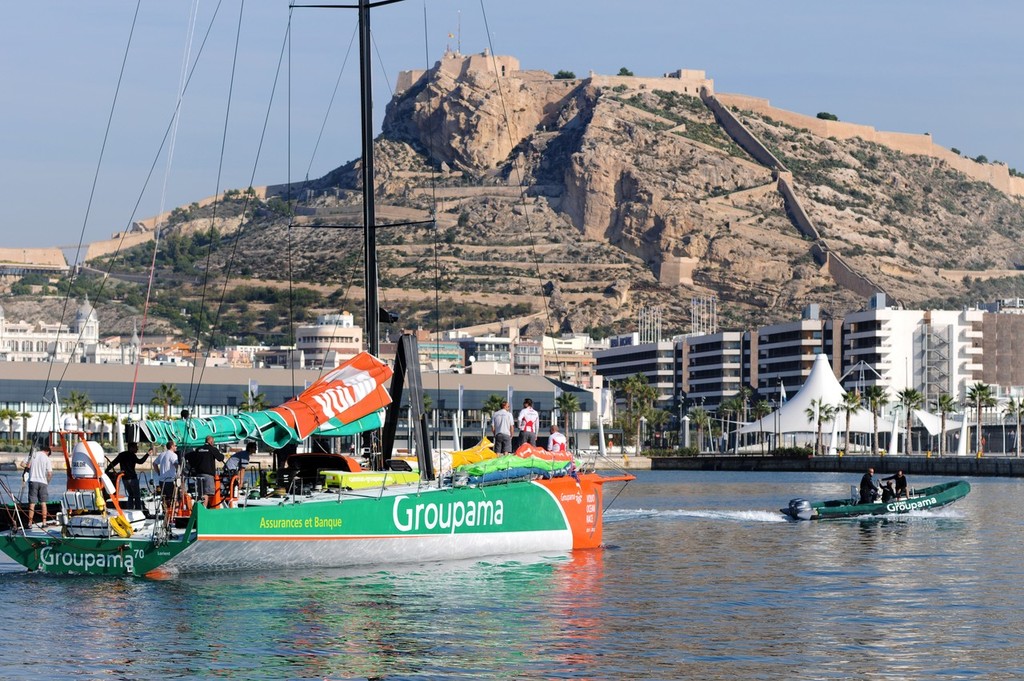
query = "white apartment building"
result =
(839, 294, 983, 404)
(295, 312, 363, 369)
(756, 304, 838, 402)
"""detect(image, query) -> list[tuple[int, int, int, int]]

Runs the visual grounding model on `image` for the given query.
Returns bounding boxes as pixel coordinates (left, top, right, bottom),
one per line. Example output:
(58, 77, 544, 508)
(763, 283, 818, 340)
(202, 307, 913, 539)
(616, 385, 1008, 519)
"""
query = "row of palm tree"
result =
(0, 408, 32, 443)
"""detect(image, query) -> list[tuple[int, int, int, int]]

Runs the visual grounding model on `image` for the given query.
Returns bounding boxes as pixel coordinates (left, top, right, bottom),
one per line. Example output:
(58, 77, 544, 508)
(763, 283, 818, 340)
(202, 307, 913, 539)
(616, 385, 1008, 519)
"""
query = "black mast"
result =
(358, 0, 379, 356)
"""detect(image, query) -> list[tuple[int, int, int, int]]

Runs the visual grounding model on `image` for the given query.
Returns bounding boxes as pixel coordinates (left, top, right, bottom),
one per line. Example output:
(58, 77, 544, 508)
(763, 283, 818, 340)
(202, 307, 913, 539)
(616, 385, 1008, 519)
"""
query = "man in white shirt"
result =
(491, 401, 514, 454)
(517, 398, 540, 447)
(152, 440, 179, 517)
(23, 444, 53, 526)
(547, 424, 568, 453)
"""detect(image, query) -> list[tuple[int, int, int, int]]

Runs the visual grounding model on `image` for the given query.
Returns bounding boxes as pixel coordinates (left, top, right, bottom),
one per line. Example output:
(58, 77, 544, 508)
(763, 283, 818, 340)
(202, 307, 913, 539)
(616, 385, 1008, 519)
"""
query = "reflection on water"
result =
(2, 471, 1024, 679)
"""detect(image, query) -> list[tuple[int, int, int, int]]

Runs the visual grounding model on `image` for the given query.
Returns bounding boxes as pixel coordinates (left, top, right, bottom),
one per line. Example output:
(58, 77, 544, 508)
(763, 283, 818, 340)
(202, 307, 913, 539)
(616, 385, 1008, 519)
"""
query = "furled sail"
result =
(138, 352, 393, 448)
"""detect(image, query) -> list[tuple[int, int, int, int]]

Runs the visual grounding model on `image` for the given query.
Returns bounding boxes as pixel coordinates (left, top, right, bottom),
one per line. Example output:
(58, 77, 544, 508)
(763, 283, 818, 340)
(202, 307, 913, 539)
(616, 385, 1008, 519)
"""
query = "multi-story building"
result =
(295, 312, 363, 369)
(512, 338, 543, 376)
(839, 293, 983, 404)
(541, 334, 600, 388)
(756, 304, 839, 402)
(681, 331, 748, 411)
(594, 333, 676, 407)
(0, 297, 140, 364)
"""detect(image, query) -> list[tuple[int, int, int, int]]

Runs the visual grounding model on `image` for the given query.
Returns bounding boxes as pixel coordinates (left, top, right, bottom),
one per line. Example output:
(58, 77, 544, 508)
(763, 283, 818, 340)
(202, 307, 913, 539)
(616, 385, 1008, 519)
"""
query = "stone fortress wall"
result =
(716, 93, 1024, 198)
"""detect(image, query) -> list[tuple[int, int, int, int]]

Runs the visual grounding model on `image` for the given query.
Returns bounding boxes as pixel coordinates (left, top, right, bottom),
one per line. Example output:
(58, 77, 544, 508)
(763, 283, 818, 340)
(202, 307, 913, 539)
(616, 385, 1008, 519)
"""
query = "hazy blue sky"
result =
(3, 1, 1022, 250)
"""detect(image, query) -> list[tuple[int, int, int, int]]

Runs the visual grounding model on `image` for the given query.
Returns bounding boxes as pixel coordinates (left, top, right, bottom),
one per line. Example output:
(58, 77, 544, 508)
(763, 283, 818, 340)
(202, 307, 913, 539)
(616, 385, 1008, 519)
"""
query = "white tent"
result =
(738, 353, 891, 437)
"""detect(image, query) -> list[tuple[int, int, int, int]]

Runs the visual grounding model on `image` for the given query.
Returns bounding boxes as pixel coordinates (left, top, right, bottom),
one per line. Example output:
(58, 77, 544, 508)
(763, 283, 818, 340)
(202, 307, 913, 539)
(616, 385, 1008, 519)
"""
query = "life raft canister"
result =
(71, 441, 116, 493)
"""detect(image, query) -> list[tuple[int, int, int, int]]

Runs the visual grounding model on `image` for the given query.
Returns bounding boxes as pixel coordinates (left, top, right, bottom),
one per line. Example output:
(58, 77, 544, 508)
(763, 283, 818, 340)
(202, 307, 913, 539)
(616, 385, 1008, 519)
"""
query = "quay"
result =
(650, 454, 1024, 477)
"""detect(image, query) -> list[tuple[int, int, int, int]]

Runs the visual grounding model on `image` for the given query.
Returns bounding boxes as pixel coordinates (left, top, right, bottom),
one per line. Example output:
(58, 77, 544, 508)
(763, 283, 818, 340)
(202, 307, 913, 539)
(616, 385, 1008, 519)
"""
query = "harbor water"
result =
(1, 470, 1021, 680)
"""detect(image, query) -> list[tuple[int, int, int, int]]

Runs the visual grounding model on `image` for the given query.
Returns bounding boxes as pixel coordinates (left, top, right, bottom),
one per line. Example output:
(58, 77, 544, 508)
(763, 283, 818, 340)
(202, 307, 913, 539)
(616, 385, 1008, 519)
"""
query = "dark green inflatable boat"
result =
(782, 480, 971, 520)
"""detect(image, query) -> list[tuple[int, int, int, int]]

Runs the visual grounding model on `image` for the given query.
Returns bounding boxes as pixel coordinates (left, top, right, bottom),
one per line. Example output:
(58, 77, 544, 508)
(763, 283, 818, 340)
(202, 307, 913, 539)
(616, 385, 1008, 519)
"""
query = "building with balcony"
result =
(756, 304, 839, 402)
(681, 331, 749, 411)
(595, 333, 677, 407)
(295, 312, 363, 369)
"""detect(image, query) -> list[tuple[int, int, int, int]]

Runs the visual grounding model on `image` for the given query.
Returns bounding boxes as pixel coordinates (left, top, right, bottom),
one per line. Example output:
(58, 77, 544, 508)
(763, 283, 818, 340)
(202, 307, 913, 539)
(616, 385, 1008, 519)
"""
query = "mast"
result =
(358, 0, 379, 356)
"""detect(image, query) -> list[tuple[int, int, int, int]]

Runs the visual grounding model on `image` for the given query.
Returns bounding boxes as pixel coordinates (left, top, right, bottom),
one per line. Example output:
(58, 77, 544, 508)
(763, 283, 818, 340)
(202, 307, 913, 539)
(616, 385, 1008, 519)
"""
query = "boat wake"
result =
(606, 508, 787, 523)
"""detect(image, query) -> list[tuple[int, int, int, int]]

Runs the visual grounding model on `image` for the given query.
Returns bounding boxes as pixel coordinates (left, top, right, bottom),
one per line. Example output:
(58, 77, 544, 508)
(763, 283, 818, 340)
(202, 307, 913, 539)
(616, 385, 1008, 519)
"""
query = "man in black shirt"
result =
(882, 470, 909, 500)
(105, 442, 151, 510)
(859, 467, 878, 504)
(186, 435, 225, 507)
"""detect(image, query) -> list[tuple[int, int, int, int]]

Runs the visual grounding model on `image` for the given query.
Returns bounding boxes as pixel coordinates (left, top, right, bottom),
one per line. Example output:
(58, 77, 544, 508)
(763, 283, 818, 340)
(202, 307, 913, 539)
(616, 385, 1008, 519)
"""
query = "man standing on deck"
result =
(186, 435, 224, 507)
(517, 398, 540, 447)
(105, 441, 151, 511)
(152, 441, 179, 518)
(491, 401, 514, 454)
(23, 444, 53, 526)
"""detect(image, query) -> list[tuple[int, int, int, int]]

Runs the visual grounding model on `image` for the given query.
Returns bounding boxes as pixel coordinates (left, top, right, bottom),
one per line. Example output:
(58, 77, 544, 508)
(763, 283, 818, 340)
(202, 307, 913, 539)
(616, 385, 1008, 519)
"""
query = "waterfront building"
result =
(680, 331, 749, 412)
(594, 333, 676, 407)
(541, 334, 601, 389)
(839, 293, 982, 404)
(756, 304, 839, 403)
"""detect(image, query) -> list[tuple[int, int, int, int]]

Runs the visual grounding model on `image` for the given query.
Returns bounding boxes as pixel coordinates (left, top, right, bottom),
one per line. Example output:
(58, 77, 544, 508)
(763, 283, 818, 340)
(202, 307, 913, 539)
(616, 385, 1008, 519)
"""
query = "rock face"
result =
(80, 51, 1024, 340)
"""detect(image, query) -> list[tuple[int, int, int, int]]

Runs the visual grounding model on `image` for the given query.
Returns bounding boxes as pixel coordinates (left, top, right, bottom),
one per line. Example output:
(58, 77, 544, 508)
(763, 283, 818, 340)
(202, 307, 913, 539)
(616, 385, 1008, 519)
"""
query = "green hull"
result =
(0, 513, 197, 576)
(0, 474, 613, 575)
(784, 480, 971, 520)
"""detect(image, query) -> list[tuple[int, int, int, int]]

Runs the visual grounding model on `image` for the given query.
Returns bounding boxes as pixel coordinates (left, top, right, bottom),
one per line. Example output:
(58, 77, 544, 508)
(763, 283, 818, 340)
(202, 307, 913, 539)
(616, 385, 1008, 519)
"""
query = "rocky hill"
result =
(39, 53, 1024, 343)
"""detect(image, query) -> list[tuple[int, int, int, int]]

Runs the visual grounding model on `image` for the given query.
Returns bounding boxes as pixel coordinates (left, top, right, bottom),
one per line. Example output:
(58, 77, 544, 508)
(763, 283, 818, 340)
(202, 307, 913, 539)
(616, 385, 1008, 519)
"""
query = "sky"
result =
(2, 1, 1023, 251)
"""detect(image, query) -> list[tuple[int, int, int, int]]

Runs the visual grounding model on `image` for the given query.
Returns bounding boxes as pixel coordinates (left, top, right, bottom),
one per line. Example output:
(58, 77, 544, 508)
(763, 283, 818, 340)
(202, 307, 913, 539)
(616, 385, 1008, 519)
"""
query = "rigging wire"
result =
(186, 0, 247, 409)
(41, 0, 226, 428)
(478, 0, 570, 389)
(41, 0, 142, 409)
(305, 24, 359, 182)
(129, 0, 202, 414)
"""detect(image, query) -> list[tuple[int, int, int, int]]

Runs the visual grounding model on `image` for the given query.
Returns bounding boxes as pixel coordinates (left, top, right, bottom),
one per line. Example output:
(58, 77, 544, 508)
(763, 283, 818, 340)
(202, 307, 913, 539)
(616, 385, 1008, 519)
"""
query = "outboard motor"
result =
(786, 498, 815, 521)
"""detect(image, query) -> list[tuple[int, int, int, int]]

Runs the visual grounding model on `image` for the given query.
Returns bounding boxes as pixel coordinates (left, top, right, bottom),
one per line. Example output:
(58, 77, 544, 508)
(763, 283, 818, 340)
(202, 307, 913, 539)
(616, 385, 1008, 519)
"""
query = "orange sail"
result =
(269, 352, 393, 439)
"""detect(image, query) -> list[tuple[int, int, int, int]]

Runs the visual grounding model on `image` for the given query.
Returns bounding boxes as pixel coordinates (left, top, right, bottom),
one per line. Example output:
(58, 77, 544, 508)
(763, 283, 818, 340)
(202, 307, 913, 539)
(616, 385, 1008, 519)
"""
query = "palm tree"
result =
(936, 393, 957, 458)
(150, 383, 183, 419)
(240, 390, 270, 412)
(66, 390, 92, 430)
(18, 412, 31, 444)
(689, 407, 712, 453)
(840, 391, 863, 455)
(751, 400, 772, 453)
(617, 374, 657, 452)
(864, 386, 889, 456)
(966, 382, 996, 454)
(0, 409, 16, 442)
(1003, 397, 1024, 458)
(555, 391, 581, 439)
(737, 385, 753, 424)
(897, 388, 924, 455)
(804, 398, 836, 457)
(719, 396, 744, 454)
(482, 394, 505, 418)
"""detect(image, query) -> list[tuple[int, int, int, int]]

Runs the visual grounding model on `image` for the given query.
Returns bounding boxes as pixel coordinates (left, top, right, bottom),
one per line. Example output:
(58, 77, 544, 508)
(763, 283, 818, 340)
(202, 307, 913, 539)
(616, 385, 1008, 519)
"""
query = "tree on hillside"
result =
(554, 70, 576, 80)
(816, 112, 839, 121)
(617, 67, 634, 76)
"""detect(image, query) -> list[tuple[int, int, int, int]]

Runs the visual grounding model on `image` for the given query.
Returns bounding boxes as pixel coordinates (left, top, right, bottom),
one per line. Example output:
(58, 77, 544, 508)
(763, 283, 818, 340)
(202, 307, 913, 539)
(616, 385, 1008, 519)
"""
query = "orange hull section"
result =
(538, 472, 634, 550)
